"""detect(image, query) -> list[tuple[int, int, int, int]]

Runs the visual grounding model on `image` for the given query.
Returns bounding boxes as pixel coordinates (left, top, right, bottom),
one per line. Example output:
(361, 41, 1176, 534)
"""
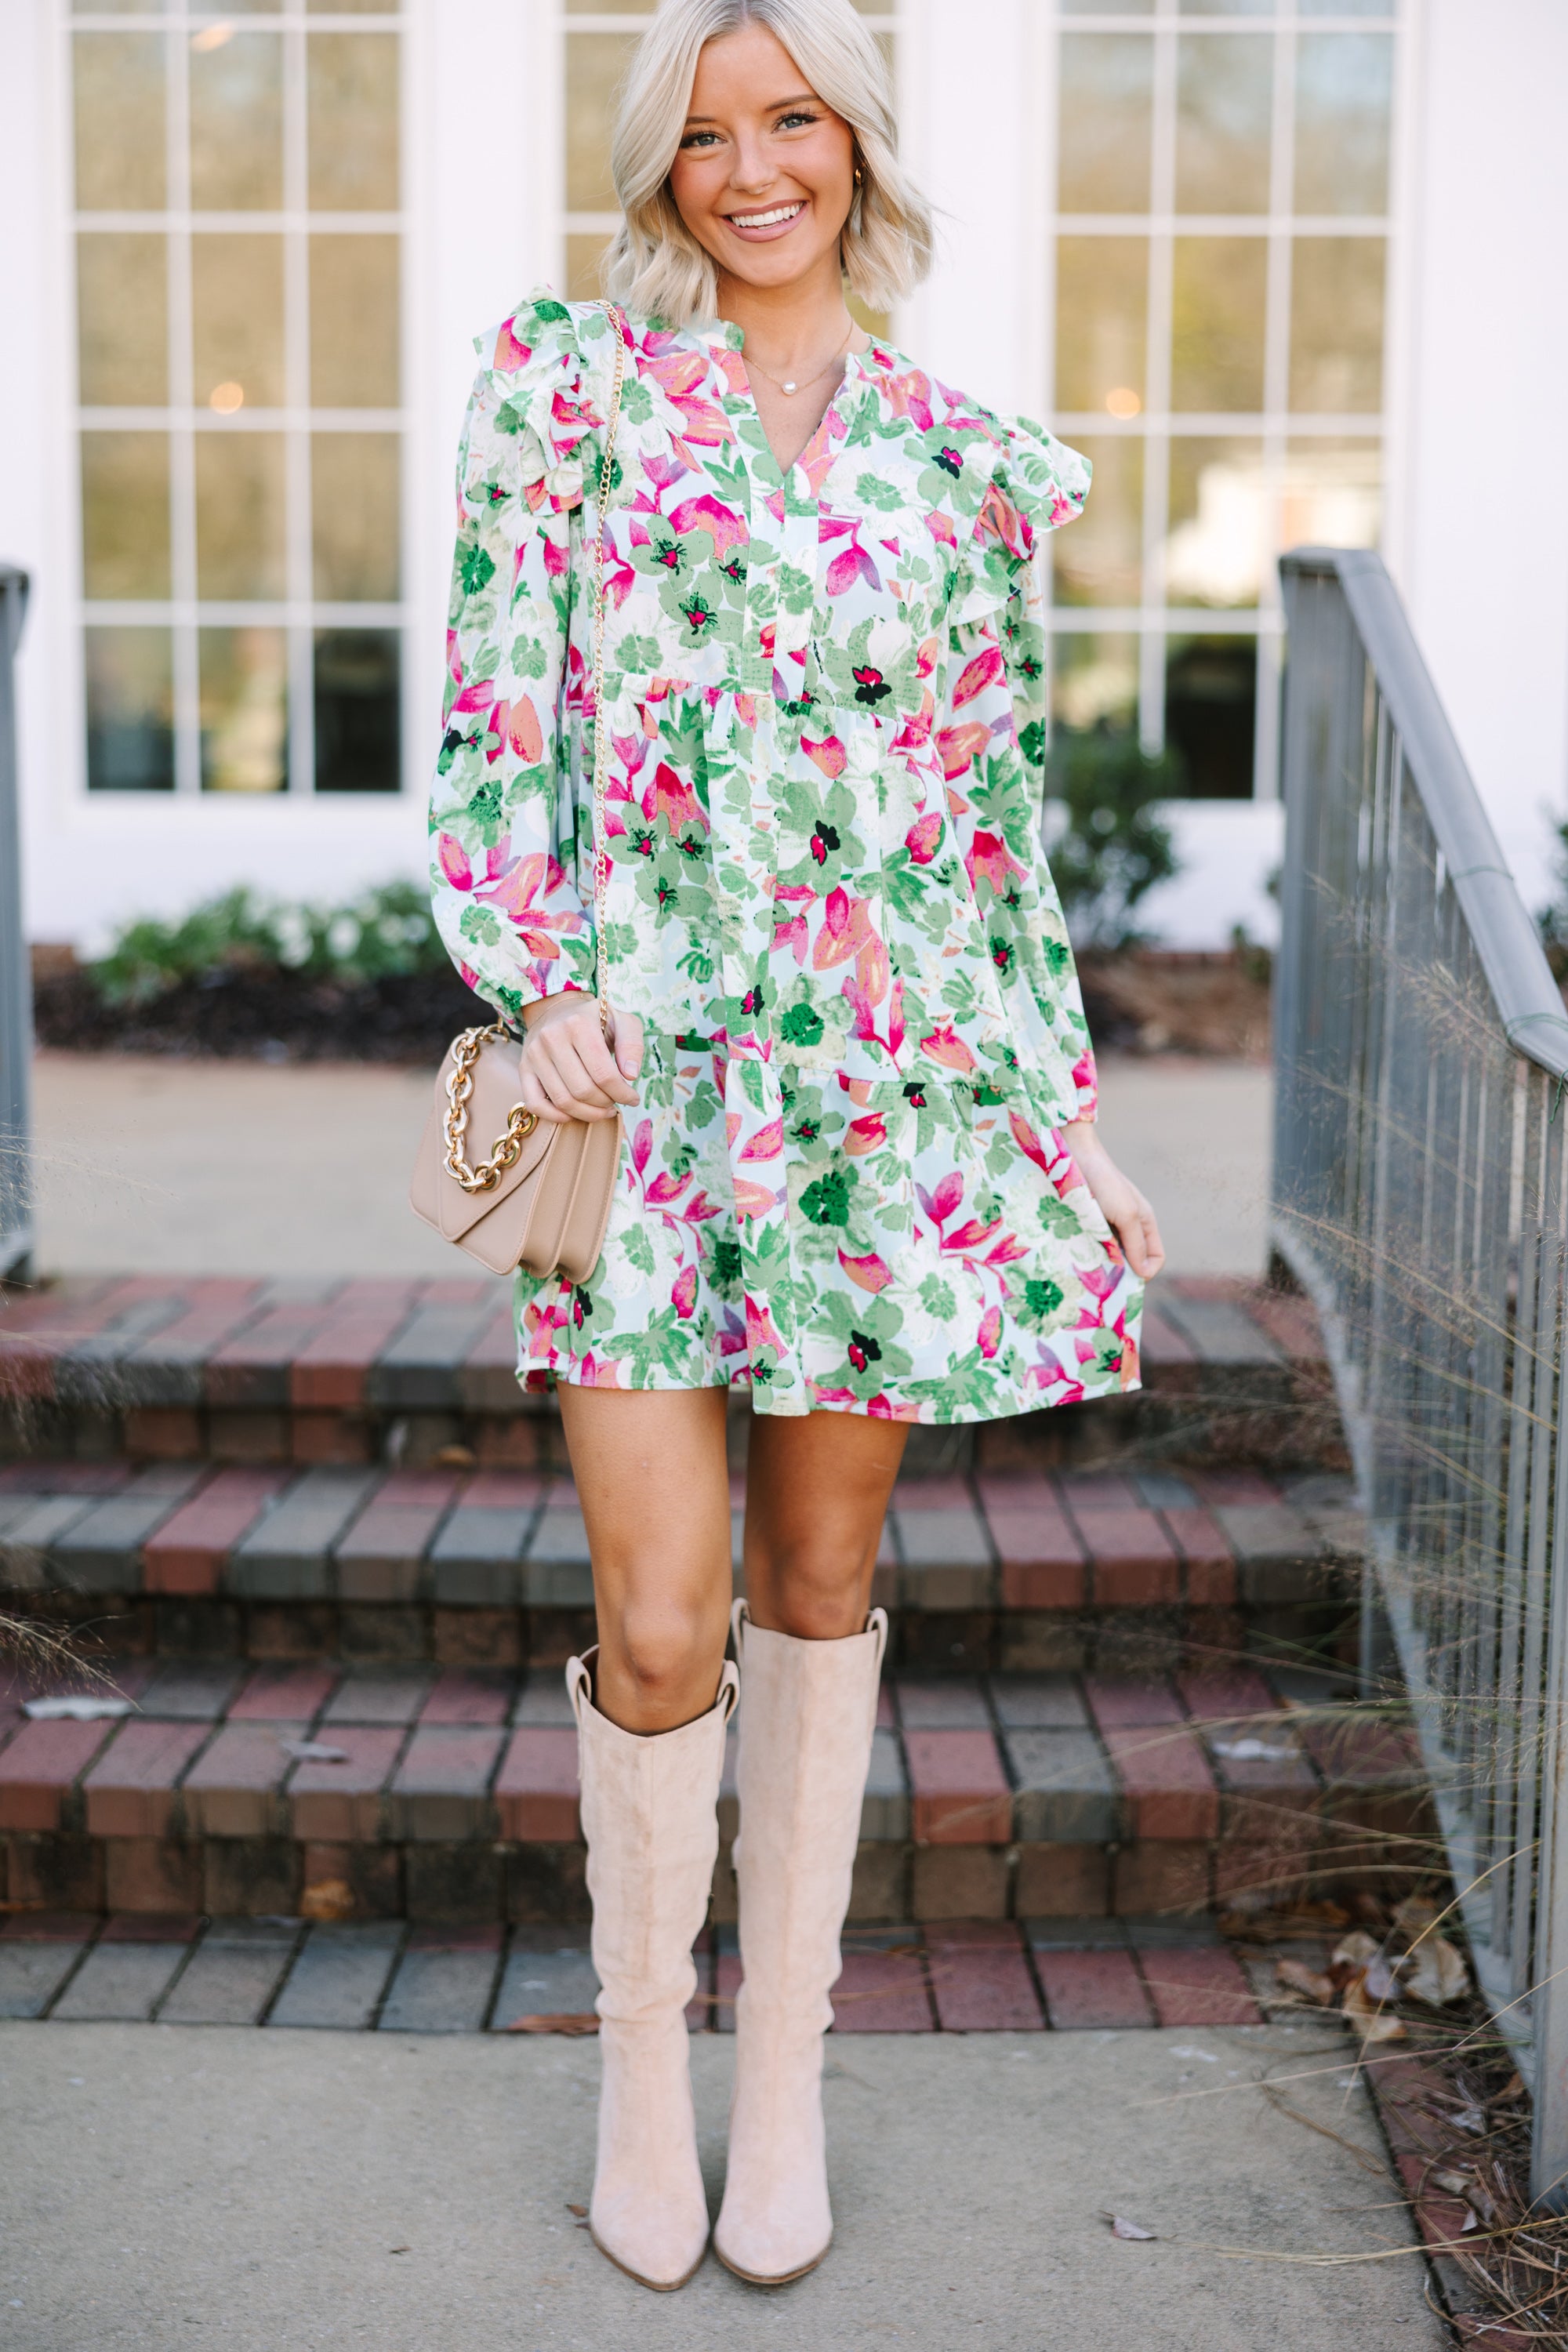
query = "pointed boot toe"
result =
(590, 2187, 711, 2292)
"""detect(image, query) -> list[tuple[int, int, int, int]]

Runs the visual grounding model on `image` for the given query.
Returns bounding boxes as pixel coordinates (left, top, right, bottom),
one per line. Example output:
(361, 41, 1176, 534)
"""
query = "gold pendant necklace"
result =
(744, 317, 855, 397)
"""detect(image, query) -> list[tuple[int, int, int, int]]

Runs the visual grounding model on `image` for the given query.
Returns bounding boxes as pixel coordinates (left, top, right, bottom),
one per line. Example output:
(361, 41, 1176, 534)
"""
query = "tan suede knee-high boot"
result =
(713, 1601, 888, 2286)
(568, 1648, 739, 2292)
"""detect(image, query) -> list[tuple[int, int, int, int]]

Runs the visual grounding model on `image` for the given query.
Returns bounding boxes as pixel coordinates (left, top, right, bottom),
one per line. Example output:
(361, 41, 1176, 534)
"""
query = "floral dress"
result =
(428, 293, 1142, 1422)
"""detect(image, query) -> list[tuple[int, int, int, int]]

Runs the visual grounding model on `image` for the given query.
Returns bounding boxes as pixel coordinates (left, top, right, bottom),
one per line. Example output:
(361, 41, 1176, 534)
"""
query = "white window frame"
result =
(1043, 1, 1405, 801)
(63, 5, 413, 801)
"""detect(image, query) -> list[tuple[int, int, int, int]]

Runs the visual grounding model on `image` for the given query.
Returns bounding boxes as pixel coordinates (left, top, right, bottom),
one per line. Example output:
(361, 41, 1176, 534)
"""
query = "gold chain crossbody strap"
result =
(441, 303, 629, 1195)
(589, 299, 629, 1040)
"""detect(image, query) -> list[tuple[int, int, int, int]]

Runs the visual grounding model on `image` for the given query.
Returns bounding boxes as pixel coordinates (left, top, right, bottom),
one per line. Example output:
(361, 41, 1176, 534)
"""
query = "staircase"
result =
(0, 1272, 1429, 1932)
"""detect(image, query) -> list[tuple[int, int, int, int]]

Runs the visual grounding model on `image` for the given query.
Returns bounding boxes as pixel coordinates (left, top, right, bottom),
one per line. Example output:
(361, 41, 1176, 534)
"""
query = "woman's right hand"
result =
(517, 993, 644, 1124)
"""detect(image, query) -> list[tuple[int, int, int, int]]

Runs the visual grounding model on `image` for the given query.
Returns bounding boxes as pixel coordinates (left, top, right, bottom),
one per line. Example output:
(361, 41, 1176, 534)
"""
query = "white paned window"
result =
(69, 3, 405, 795)
(1049, 2, 1398, 797)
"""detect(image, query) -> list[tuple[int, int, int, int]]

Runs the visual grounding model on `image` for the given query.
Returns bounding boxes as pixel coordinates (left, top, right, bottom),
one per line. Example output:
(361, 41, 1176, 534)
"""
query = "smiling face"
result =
(666, 21, 858, 299)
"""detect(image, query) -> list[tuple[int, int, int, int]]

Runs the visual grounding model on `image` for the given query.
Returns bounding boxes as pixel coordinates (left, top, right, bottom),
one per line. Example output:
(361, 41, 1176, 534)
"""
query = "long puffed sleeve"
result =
(427, 296, 603, 1026)
(946, 417, 1099, 1123)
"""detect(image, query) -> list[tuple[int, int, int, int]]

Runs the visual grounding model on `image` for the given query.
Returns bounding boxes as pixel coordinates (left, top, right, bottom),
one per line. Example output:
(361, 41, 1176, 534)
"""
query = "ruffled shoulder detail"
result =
(460, 292, 624, 521)
(953, 414, 1092, 626)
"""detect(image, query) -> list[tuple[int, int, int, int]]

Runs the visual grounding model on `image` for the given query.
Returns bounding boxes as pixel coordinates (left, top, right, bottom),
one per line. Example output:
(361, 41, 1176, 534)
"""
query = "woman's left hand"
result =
(1059, 1122, 1166, 1280)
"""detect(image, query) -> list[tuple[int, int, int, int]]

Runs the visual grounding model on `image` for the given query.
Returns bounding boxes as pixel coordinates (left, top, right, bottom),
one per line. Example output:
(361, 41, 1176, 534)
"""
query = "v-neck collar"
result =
(709, 332, 889, 493)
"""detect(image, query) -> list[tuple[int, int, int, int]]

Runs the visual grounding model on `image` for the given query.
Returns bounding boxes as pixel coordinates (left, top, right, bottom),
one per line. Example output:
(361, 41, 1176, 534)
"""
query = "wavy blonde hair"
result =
(604, 0, 934, 326)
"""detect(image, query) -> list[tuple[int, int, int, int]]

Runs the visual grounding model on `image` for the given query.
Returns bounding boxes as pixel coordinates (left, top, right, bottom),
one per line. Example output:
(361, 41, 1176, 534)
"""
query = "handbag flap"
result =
(412, 1036, 557, 1243)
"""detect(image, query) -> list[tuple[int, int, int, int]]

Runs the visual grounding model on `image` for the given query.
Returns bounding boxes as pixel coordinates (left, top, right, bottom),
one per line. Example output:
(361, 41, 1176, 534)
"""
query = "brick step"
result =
(0, 1659, 1430, 1927)
(2, 1909, 1286, 2033)
(0, 1461, 1359, 1673)
(0, 1274, 1347, 1475)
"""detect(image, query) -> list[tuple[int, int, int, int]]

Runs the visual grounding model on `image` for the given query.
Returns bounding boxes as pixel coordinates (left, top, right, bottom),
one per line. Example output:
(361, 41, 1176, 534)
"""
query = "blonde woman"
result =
(430, 0, 1163, 2293)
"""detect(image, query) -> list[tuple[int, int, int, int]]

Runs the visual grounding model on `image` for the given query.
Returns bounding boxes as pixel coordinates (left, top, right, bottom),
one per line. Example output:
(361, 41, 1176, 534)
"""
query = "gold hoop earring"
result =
(854, 167, 863, 183)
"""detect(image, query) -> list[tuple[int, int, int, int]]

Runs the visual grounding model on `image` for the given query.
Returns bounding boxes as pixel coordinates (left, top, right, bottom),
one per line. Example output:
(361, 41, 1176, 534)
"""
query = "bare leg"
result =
(742, 1410, 909, 1638)
(557, 1383, 733, 1733)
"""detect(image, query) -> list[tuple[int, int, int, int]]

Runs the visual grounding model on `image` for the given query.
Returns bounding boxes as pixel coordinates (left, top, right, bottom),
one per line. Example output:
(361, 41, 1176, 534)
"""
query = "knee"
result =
(750, 1544, 869, 1642)
(614, 1592, 719, 1705)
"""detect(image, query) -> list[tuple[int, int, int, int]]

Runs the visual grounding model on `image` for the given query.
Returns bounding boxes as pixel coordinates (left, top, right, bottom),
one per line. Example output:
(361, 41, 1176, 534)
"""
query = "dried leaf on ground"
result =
(1342, 1973, 1406, 2043)
(299, 1878, 355, 1923)
(1392, 1896, 1440, 1941)
(1363, 1956, 1402, 2004)
(1403, 1933, 1470, 2008)
(504, 2013, 600, 2036)
(1275, 1958, 1337, 2005)
(1102, 2213, 1157, 2241)
(565, 2204, 587, 2218)
(1331, 1930, 1381, 1974)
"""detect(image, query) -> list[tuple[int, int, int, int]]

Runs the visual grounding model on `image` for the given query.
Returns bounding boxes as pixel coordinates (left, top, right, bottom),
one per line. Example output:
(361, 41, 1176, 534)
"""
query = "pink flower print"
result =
(976, 477, 1033, 562)
(977, 1305, 1002, 1359)
(436, 835, 473, 891)
(1007, 1110, 1053, 1178)
(820, 514, 882, 597)
(474, 850, 575, 964)
(630, 1119, 654, 1178)
(671, 1265, 698, 1321)
(802, 735, 848, 780)
(844, 1114, 887, 1156)
(916, 1172, 964, 1230)
(838, 1249, 893, 1294)
(486, 695, 543, 768)
(643, 761, 706, 833)
(640, 347, 734, 448)
(739, 1117, 784, 1163)
(745, 1294, 786, 1356)
(883, 366, 935, 432)
(669, 492, 748, 561)
(938, 721, 991, 781)
(920, 1022, 977, 1074)
(1072, 1053, 1098, 1114)
(905, 811, 943, 865)
(966, 829, 1026, 898)
(924, 509, 959, 550)
(492, 318, 533, 372)
(733, 1176, 784, 1220)
(952, 647, 1005, 709)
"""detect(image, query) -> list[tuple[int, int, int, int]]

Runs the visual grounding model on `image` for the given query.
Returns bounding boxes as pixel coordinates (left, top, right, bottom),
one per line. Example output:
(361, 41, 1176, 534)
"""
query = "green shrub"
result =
(1541, 822, 1568, 981)
(1044, 723, 1183, 950)
(90, 881, 447, 1006)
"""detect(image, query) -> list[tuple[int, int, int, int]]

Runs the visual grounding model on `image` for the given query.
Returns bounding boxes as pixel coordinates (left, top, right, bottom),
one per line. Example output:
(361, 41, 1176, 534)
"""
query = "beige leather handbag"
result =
(411, 303, 629, 1285)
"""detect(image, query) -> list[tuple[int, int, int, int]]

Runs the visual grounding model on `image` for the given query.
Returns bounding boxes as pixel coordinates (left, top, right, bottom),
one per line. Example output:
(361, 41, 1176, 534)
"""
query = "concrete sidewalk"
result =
(0, 2022, 1439, 2350)
(29, 1051, 1270, 1281)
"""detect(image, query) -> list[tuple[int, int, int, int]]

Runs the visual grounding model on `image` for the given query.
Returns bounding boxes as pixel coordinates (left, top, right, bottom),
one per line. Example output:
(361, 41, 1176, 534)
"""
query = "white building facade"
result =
(1, 0, 1563, 953)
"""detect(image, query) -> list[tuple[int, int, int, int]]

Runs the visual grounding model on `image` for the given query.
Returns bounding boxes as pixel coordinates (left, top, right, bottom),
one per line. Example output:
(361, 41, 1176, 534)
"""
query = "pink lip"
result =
(720, 200, 807, 243)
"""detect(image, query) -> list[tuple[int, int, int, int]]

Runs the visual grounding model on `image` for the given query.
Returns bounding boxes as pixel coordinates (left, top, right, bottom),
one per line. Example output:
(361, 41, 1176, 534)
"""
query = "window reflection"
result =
(1164, 438, 1266, 608)
(195, 434, 288, 601)
(193, 235, 285, 411)
(308, 35, 400, 209)
(1055, 238, 1148, 416)
(314, 630, 401, 792)
(82, 434, 170, 600)
(312, 436, 401, 601)
(1282, 440, 1381, 549)
(1294, 36, 1394, 216)
(78, 234, 167, 408)
(1290, 238, 1385, 412)
(1054, 437, 1142, 609)
(1171, 238, 1267, 412)
(310, 235, 401, 407)
(85, 629, 175, 793)
(1175, 35, 1273, 215)
(568, 36, 639, 214)
(200, 628, 289, 793)
(1165, 637, 1258, 800)
(74, 34, 165, 210)
(190, 32, 283, 212)
(1051, 634, 1140, 735)
(1058, 36, 1153, 215)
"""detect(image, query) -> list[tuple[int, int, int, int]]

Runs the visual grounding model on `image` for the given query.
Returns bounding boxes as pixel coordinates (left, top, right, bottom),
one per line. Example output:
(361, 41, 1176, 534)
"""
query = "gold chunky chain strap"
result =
(441, 302, 630, 1194)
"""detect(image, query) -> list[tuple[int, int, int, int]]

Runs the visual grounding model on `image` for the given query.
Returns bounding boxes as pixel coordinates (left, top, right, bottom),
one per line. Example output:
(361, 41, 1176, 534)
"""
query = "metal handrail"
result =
(0, 566, 31, 1284)
(1293, 550, 1568, 1077)
(1273, 547, 1568, 2204)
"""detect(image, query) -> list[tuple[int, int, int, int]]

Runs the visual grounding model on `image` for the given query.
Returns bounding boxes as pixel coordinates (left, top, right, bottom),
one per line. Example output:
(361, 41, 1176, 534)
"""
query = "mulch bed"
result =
(31, 964, 492, 1065)
(32, 948, 1276, 1066)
